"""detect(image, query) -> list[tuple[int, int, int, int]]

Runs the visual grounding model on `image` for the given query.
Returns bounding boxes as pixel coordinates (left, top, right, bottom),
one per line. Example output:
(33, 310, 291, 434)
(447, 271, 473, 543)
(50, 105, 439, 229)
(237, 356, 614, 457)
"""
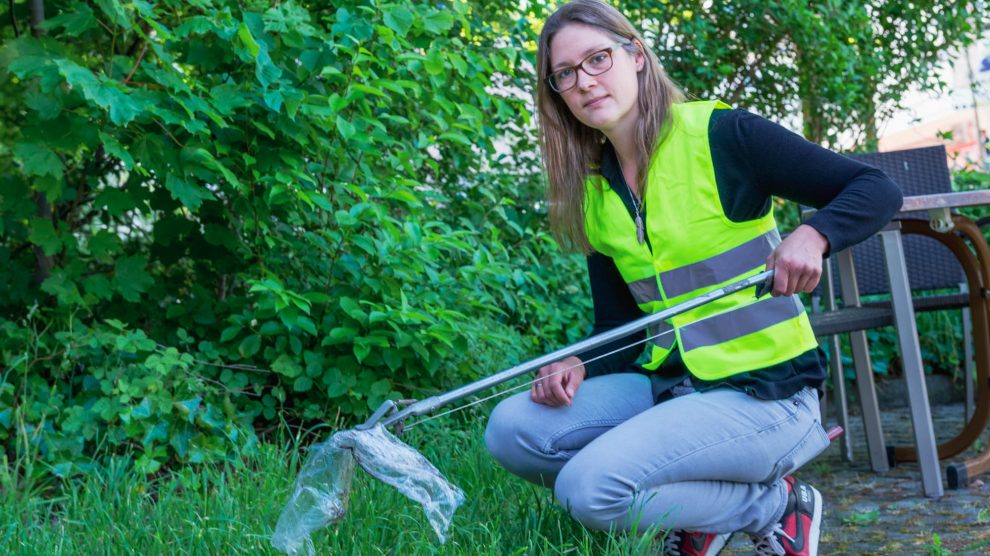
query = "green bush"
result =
(0, 0, 591, 477)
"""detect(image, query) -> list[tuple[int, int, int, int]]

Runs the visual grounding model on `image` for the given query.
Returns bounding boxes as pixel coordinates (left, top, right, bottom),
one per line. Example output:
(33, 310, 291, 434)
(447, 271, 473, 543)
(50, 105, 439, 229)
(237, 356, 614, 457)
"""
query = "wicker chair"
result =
(806, 145, 989, 489)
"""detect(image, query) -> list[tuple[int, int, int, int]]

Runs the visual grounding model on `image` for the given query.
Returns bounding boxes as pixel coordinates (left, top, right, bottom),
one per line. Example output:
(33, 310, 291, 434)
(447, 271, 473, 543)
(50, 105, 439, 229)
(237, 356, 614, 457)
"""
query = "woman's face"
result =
(548, 23, 644, 135)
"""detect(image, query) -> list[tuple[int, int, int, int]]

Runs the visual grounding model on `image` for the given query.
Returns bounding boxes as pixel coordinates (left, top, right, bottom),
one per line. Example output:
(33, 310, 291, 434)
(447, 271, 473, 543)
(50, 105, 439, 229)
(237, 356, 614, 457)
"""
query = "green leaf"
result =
(176, 16, 215, 38)
(353, 342, 371, 363)
(29, 218, 61, 256)
(173, 398, 202, 423)
(0, 38, 54, 80)
(165, 174, 215, 211)
(369, 379, 391, 396)
(336, 115, 355, 140)
(35, 175, 64, 203)
(386, 187, 422, 206)
(423, 10, 454, 34)
(324, 368, 352, 398)
(383, 5, 414, 35)
(351, 83, 386, 98)
(82, 274, 114, 300)
(187, 148, 242, 190)
(40, 268, 84, 305)
(439, 131, 472, 147)
(322, 326, 358, 346)
(131, 398, 153, 419)
(54, 59, 143, 125)
(220, 325, 242, 343)
(272, 354, 302, 377)
(238, 22, 261, 57)
(114, 255, 153, 302)
(141, 422, 168, 450)
(293, 376, 313, 392)
(339, 297, 365, 321)
(425, 47, 444, 75)
(87, 230, 122, 258)
(14, 142, 64, 178)
(383, 349, 403, 371)
(25, 89, 63, 120)
(41, 3, 97, 36)
(95, 0, 133, 30)
(295, 316, 317, 336)
(238, 335, 261, 358)
(99, 132, 134, 169)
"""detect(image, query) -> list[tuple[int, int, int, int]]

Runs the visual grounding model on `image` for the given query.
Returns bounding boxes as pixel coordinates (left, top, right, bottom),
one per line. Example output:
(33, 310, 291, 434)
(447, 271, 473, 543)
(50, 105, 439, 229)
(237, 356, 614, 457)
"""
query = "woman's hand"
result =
(765, 224, 830, 297)
(531, 356, 586, 407)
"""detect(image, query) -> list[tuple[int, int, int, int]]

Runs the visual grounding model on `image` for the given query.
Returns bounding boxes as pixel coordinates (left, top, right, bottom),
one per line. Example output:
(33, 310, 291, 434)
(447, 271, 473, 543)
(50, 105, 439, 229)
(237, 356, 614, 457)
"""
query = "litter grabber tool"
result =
(271, 270, 777, 555)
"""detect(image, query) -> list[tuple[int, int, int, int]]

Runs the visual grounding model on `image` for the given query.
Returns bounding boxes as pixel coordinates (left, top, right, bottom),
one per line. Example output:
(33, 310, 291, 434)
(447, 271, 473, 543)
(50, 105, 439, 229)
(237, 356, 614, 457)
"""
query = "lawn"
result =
(0, 409, 667, 556)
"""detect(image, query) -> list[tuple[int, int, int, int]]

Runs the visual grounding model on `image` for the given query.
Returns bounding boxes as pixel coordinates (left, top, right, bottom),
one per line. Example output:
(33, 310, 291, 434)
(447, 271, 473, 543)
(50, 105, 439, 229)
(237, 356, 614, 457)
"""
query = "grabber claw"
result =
(355, 400, 398, 431)
(355, 399, 417, 431)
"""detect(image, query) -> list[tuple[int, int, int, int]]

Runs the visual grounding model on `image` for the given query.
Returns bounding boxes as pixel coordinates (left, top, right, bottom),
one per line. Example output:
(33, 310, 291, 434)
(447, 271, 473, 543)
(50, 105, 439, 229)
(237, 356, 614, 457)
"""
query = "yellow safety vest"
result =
(584, 100, 819, 380)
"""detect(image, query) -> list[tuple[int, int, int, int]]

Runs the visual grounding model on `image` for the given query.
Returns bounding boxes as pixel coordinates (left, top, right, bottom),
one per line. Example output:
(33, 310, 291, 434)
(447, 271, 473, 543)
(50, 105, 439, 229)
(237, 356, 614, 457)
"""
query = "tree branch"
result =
(27, 0, 53, 284)
(8, 0, 19, 37)
(27, 0, 43, 37)
(123, 41, 148, 84)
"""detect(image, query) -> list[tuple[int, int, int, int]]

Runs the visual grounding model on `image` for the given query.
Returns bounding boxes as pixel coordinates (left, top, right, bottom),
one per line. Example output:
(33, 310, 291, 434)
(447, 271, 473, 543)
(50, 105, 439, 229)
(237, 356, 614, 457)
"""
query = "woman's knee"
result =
(554, 461, 635, 531)
(484, 395, 539, 468)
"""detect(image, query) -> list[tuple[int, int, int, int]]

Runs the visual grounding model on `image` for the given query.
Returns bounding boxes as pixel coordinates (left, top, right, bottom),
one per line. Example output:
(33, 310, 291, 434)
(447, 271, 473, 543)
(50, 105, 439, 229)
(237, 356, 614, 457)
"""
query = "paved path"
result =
(720, 401, 990, 555)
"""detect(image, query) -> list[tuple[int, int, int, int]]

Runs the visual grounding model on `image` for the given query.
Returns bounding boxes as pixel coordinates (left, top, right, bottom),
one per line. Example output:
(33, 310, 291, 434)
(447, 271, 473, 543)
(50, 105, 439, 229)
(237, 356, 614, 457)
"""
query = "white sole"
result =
(710, 532, 733, 555)
(807, 485, 823, 556)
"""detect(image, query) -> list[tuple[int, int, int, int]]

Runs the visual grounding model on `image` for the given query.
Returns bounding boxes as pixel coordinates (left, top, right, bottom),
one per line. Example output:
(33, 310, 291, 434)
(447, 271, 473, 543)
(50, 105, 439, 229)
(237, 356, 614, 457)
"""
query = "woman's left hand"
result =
(765, 224, 830, 296)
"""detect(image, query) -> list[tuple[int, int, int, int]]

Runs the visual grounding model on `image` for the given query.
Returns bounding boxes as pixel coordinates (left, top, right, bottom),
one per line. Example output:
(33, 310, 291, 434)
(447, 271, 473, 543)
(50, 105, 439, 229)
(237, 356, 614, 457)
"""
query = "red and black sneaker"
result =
(750, 476, 822, 556)
(664, 530, 732, 556)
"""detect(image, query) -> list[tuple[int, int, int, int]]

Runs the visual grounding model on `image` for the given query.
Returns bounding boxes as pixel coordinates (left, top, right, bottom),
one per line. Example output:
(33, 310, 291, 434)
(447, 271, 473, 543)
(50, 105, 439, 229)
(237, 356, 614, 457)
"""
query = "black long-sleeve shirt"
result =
(579, 108, 903, 401)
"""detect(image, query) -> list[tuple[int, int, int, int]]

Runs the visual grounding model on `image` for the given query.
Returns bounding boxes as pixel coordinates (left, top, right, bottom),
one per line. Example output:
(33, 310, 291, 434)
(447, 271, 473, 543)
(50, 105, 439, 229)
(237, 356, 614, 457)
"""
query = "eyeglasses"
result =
(545, 42, 631, 93)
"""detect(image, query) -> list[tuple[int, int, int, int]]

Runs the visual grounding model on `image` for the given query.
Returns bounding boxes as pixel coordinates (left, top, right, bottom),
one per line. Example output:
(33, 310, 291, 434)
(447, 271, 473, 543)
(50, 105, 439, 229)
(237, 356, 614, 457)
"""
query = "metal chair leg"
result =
(880, 226, 944, 497)
(962, 281, 975, 421)
(821, 257, 853, 462)
(835, 248, 889, 473)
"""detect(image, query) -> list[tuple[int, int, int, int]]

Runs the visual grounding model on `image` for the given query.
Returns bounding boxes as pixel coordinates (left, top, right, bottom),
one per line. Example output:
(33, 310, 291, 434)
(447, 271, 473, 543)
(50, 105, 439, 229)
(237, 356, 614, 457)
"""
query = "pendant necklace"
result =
(627, 182, 645, 244)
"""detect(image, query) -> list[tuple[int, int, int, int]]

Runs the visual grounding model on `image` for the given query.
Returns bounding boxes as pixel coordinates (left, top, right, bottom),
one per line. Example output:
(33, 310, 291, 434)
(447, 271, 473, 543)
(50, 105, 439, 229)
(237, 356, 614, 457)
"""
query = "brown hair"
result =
(536, 0, 684, 253)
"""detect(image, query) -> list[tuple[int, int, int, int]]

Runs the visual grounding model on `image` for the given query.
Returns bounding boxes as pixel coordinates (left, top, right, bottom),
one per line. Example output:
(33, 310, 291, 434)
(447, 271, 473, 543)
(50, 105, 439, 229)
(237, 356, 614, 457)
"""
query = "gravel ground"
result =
(719, 401, 990, 555)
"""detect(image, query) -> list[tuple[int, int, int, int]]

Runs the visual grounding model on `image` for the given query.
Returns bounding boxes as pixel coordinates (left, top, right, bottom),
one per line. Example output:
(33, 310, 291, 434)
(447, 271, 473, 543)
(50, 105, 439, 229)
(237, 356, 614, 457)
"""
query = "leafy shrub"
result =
(0, 0, 591, 476)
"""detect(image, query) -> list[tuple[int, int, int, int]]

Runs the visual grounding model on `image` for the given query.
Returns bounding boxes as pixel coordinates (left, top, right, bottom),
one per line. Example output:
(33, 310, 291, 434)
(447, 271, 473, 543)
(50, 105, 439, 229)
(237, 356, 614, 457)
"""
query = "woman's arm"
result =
(709, 109, 903, 295)
(709, 108, 903, 253)
(578, 252, 646, 377)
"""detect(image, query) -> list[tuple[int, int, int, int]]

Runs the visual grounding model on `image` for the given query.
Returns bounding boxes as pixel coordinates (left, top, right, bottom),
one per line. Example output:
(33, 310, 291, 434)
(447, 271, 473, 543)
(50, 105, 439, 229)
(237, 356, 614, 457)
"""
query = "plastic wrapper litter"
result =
(271, 423, 465, 555)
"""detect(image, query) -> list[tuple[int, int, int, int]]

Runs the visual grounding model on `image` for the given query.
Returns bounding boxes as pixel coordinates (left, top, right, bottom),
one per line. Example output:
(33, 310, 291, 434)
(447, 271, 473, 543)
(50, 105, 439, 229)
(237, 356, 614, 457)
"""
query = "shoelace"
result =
(665, 530, 685, 556)
(751, 524, 794, 556)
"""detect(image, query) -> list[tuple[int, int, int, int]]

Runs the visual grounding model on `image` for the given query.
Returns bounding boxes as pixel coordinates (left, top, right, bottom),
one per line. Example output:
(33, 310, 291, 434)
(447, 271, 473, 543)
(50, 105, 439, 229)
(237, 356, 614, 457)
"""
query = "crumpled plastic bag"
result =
(271, 423, 465, 555)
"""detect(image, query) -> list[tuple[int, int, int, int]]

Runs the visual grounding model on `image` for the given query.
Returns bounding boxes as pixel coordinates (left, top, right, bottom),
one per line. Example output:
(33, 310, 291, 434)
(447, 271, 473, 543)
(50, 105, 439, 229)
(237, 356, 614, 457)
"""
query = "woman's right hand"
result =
(531, 356, 586, 407)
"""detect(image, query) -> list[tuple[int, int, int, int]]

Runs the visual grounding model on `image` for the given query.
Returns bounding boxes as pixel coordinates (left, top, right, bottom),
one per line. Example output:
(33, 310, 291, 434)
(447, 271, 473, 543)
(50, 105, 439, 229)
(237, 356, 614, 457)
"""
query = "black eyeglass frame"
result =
(545, 41, 633, 93)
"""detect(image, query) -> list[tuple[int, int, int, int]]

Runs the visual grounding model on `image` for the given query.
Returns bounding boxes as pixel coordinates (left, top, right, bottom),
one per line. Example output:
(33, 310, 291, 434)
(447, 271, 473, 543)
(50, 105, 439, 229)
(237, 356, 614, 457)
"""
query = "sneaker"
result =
(664, 530, 732, 556)
(750, 476, 822, 556)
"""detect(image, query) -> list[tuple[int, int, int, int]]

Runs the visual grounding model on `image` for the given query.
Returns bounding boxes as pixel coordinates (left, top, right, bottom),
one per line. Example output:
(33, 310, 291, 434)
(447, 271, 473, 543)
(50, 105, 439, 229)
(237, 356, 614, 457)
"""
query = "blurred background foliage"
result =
(0, 0, 986, 478)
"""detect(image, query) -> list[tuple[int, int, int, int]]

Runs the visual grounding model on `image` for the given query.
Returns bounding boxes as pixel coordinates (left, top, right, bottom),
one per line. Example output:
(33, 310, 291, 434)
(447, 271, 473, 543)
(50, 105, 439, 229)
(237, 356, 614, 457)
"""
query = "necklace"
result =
(627, 182, 645, 244)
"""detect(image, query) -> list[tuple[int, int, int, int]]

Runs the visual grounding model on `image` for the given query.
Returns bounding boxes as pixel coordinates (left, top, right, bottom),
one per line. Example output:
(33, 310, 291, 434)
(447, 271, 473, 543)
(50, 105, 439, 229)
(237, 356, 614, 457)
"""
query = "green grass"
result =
(0, 412, 665, 556)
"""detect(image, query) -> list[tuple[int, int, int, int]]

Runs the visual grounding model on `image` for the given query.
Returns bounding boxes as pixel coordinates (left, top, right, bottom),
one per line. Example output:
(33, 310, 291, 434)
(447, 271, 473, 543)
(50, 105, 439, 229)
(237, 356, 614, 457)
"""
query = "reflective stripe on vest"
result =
(626, 229, 781, 305)
(648, 321, 676, 351)
(679, 295, 804, 352)
(660, 230, 780, 299)
(629, 276, 661, 305)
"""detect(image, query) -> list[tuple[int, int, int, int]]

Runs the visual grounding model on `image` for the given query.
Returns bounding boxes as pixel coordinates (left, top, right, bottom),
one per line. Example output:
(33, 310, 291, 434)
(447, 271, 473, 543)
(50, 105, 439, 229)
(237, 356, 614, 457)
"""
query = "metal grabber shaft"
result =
(356, 269, 777, 431)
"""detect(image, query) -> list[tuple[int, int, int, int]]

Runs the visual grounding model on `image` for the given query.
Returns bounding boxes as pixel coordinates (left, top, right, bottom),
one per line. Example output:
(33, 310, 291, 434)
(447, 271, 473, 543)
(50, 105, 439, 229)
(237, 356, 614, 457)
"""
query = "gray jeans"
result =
(484, 373, 828, 536)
